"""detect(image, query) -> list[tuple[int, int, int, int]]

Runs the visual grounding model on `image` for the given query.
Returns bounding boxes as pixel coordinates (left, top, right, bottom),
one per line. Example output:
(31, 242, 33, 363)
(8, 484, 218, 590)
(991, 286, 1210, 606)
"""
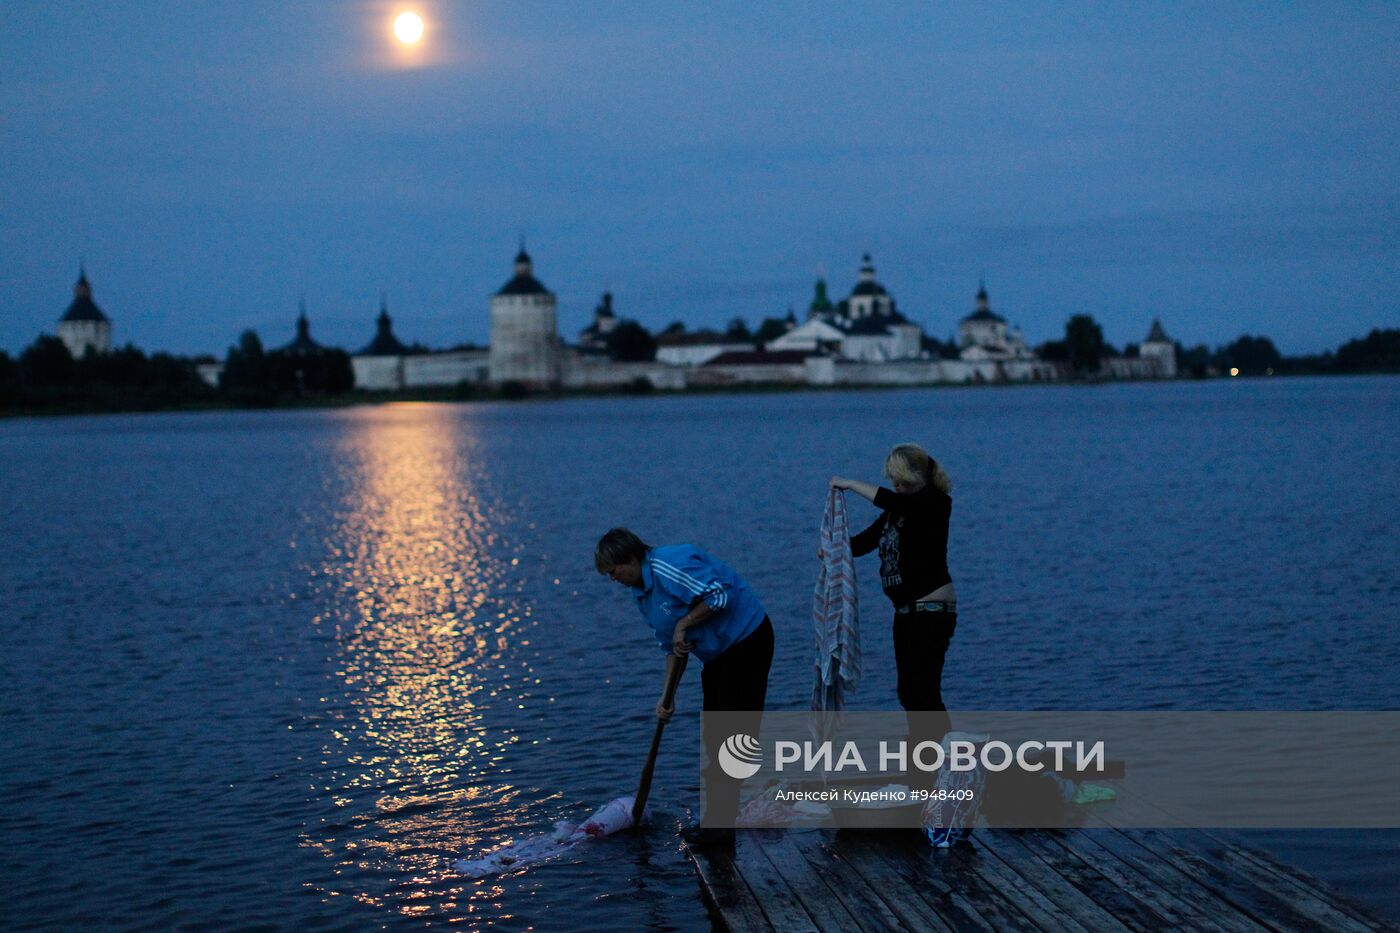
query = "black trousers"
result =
(894, 609, 957, 786)
(700, 616, 773, 825)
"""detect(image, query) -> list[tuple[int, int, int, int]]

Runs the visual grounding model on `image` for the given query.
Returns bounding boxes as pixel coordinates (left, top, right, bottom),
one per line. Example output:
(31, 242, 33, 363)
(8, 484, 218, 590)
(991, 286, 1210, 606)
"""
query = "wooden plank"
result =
(1070, 828, 1271, 932)
(749, 833, 867, 933)
(732, 832, 823, 932)
(829, 832, 959, 932)
(687, 841, 773, 933)
(691, 821, 1398, 933)
(1170, 828, 1397, 932)
(975, 831, 1135, 932)
(909, 840, 1048, 932)
(773, 831, 907, 933)
(999, 829, 1178, 931)
(963, 832, 1106, 933)
(1196, 829, 1400, 931)
(1053, 830, 1268, 932)
(843, 831, 1041, 932)
(1107, 784, 1397, 930)
(1117, 828, 1385, 933)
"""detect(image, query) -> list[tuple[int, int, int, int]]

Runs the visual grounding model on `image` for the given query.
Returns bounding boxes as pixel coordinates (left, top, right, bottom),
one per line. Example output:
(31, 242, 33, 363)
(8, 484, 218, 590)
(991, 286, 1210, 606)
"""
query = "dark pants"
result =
(700, 616, 773, 825)
(894, 609, 957, 787)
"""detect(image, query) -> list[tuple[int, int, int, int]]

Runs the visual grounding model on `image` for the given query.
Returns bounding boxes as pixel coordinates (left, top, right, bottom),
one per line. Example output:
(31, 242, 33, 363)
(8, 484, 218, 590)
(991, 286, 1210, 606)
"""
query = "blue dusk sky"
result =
(2, 1, 1397, 357)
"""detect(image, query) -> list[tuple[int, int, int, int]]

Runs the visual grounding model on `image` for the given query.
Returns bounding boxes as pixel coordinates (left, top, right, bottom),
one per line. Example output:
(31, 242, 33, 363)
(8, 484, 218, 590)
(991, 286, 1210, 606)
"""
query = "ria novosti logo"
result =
(714, 732, 1109, 779)
(717, 733, 763, 779)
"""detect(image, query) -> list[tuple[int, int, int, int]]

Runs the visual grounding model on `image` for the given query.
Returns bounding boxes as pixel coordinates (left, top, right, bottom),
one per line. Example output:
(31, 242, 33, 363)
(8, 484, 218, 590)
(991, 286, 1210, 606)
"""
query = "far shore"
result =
(3, 369, 1396, 422)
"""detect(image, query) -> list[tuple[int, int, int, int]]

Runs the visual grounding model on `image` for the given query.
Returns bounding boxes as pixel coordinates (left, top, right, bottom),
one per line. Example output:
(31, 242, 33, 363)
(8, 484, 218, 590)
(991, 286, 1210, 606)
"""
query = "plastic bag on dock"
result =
(921, 732, 987, 848)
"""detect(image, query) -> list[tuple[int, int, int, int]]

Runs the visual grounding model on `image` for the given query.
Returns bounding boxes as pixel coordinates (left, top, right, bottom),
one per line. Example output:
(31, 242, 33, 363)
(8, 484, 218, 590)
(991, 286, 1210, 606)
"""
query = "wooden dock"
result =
(686, 828, 1399, 932)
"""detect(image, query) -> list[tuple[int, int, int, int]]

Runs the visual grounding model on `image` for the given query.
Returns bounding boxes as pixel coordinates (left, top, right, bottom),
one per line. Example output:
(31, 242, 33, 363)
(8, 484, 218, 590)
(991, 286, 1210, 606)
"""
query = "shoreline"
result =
(3, 369, 1394, 422)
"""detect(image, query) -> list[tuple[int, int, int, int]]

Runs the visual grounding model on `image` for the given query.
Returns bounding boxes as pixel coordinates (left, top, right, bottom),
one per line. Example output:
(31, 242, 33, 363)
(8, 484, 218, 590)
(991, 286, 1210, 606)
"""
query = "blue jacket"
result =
(633, 545, 766, 663)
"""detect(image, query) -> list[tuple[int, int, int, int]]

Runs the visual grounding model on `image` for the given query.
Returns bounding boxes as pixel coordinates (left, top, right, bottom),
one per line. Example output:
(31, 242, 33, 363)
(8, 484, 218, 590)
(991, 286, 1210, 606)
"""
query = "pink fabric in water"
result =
(581, 795, 637, 837)
(452, 795, 644, 877)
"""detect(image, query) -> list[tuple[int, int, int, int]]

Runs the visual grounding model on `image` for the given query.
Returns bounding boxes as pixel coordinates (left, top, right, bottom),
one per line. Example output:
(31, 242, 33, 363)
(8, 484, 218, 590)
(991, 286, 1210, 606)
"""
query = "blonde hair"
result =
(884, 443, 952, 494)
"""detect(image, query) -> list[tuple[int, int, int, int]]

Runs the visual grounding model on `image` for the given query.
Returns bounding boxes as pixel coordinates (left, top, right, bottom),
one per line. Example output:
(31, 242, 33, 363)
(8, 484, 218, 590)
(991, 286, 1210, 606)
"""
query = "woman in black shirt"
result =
(831, 443, 957, 742)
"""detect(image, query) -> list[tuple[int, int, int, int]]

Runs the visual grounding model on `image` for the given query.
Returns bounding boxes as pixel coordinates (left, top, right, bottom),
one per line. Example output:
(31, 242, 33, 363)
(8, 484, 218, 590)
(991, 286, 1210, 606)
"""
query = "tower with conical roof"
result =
(1139, 318, 1177, 378)
(489, 243, 559, 387)
(360, 294, 409, 356)
(350, 294, 412, 391)
(281, 298, 324, 355)
(57, 266, 112, 357)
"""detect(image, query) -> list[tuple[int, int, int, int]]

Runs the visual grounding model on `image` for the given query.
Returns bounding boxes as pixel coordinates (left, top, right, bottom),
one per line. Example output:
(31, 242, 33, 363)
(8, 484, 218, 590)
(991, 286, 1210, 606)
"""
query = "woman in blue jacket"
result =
(595, 527, 773, 833)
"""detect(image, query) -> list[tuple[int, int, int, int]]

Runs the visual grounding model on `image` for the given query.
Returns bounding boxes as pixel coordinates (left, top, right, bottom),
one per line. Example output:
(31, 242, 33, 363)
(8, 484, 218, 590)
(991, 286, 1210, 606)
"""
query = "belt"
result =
(895, 600, 956, 615)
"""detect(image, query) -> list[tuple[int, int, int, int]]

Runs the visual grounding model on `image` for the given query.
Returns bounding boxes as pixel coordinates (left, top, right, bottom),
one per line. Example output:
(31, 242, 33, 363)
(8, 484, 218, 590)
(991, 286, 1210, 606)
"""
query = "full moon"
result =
(393, 12, 424, 44)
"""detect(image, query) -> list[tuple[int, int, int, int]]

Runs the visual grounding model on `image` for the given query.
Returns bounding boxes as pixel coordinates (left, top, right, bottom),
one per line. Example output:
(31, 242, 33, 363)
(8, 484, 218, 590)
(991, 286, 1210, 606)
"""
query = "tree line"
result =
(0, 328, 352, 413)
(600, 311, 1400, 380)
(2, 322, 1396, 414)
(594, 314, 803, 362)
(1037, 317, 1399, 378)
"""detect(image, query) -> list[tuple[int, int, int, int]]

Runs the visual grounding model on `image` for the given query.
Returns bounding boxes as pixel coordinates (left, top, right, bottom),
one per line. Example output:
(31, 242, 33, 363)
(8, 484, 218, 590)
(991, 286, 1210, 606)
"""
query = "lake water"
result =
(2, 376, 1398, 930)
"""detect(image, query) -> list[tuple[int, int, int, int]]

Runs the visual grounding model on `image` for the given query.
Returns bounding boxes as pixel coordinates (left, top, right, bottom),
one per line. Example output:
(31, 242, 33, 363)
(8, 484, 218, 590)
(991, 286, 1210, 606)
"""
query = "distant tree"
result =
(288, 348, 354, 394)
(19, 336, 76, 389)
(220, 329, 352, 403)
(609, 319, 657, 362)
(498, 380, 529, 400)
(1335, 328, 1400, 372)
(77, 343, 140, 388)
(1219, 335, 1282, 374)
(60, 342, 212, 409)
(1177, 343, 1214, 378)
(327, 350, 354, 392)
(725, 317, 752, 340)
(661, 320, 686, 335)
(1037, 339, 1069, 362)
(753, 316, 791, 347)
(148, 352, 207, 394)
(1277, 351, 1334, 375)
(0, 351, 17, 407)
(922, 335, 960, 359)
(221, 330, 277, 405)
(1123, 342, 1140, 358)
(1063, 315, 1107, 374)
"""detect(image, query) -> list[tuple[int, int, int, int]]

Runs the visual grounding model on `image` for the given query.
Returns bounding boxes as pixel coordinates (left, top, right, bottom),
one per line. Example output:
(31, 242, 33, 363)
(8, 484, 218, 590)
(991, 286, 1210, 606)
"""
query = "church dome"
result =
(849, 280, 889, 297)
(497, 274, 550, 296)
(848, 252, 889, 298)
(60, 268, 109, 323)
(961, 279, 1005, 324)
(282, 301, 324, 353)
(497, 244, 552, 296)
(360, 297, 409, 355)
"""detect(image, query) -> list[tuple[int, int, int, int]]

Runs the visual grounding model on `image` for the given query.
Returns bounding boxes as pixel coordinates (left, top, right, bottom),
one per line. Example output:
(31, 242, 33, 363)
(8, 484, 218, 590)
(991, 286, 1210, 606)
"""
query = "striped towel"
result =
(812, 487, 860, 711)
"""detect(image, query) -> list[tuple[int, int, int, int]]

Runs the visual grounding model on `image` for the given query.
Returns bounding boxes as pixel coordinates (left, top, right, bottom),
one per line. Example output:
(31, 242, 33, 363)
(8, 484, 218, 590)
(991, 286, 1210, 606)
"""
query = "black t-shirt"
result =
(850, 485, 952, 607)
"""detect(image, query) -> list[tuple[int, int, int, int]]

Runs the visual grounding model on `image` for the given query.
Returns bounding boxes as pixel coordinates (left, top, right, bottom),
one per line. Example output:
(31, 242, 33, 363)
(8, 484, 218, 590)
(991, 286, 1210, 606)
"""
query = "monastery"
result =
(50, 255, 1176, 391)
(347, 249, 1174, 391)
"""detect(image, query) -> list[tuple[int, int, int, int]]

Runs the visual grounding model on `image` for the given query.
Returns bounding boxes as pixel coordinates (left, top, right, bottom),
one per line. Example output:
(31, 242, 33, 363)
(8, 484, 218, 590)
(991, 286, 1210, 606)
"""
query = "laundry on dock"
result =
(811, 487, 860, 712)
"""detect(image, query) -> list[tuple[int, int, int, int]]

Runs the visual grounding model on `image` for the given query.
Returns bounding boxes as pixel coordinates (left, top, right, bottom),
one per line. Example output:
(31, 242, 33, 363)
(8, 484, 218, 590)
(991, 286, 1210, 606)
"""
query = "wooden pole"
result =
(632, 654, 688, 826)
